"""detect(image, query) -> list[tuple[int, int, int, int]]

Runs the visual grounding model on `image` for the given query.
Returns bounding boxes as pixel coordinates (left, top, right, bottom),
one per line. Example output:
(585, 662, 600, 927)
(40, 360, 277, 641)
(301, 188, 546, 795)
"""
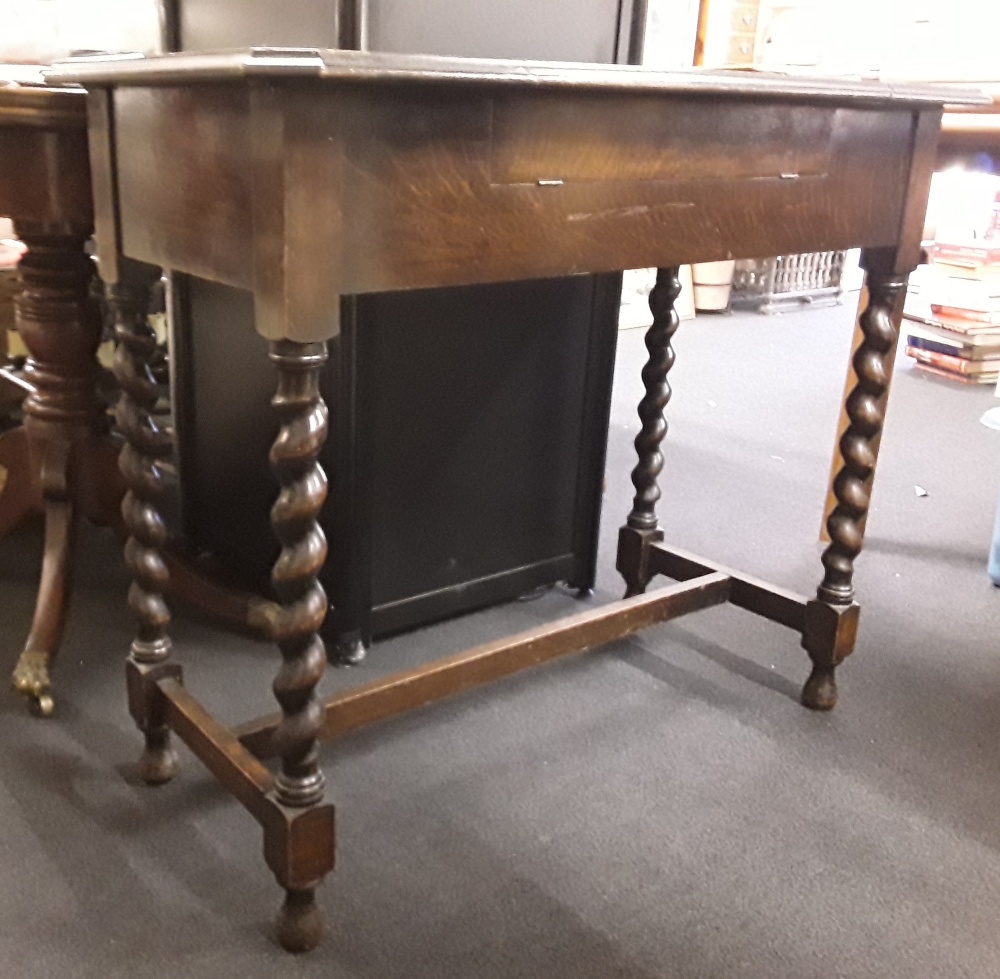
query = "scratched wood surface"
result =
(95, 82, 920, 340)
(51, 48, 979, 342)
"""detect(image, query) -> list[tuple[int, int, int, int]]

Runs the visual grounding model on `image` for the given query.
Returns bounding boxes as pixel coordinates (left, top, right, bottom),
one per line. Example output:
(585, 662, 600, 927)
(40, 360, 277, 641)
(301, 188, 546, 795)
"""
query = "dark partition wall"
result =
(169, 0, 635, 656)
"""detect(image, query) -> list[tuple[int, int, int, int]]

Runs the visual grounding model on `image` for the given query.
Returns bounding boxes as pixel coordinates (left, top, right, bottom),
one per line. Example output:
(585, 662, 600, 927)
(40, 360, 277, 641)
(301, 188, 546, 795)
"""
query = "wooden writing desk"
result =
(50, 48, 973, 953)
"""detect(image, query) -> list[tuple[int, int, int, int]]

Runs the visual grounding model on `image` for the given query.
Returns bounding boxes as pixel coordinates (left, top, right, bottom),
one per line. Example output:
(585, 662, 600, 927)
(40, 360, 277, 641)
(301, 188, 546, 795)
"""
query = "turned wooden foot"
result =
(276, 888, 324, 954)
(137, 724, 179, 785)
(801, 666, 838, 711)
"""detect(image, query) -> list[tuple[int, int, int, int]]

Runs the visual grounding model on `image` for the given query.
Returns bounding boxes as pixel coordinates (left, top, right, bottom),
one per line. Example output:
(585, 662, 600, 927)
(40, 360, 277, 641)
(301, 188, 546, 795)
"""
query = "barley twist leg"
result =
(802, 263, 905, 710)
(267, 339, 330, 952)
(617, 266, 681, 597)
(111, 264, 179, 783)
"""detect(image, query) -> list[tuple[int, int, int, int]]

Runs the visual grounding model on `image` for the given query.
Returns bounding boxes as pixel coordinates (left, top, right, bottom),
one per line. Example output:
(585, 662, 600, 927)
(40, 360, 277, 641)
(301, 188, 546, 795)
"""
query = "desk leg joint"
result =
(616, 524, 665, 598)
(801, 599, 860, 710)
(262, 799, 335, 954)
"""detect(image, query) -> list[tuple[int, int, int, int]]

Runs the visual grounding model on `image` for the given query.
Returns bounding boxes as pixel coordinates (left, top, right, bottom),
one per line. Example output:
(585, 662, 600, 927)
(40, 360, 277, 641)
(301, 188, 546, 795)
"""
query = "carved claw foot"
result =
(801, 665, 838, 711)
(11, 649, 55, 716)
(276, 888, 324, 954)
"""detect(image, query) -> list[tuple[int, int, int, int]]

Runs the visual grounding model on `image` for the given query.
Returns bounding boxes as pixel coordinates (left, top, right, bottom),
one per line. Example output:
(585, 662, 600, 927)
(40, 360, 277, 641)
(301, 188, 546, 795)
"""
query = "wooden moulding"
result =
(646, 543, 808, 632)
(235, 571, 732, 759)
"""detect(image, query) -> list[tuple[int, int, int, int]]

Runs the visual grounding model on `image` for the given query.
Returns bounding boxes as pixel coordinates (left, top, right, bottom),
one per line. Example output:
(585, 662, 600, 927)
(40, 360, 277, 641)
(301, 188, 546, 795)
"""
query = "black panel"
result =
(362, 280, 593, 604)
(170, 0, 628, 652)
(176, 273, 620, 644)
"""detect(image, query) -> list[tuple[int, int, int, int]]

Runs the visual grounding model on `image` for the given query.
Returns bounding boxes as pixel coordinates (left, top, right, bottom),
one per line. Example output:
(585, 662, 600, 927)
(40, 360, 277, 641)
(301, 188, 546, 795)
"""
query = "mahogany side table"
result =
(50, 49, 979, 952)
(0, 77, 274, 714)
(0, 80, 119, 715)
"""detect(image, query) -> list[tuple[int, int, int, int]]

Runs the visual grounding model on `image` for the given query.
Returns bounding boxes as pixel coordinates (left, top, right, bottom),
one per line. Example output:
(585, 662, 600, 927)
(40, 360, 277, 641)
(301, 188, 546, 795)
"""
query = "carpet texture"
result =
(1, 298, 998, 978)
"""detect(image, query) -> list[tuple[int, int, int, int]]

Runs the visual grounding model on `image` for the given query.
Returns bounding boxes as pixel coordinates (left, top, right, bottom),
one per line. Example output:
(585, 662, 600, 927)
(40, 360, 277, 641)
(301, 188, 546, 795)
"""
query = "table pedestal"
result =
(0, 239, 279, 714)
(0, 223, 118, 714)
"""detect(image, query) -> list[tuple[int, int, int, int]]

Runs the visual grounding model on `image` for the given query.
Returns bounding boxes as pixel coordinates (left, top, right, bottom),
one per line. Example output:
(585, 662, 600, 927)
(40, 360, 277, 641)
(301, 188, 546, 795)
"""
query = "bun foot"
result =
(801, 666, 838, 711)
(276, 888, 324, 953)
(137, 729, 179, 785)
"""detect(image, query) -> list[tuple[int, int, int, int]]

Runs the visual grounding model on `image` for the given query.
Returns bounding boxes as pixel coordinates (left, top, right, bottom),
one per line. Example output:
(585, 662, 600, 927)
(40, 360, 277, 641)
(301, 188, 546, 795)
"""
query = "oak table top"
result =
(50, 49, 984, 341)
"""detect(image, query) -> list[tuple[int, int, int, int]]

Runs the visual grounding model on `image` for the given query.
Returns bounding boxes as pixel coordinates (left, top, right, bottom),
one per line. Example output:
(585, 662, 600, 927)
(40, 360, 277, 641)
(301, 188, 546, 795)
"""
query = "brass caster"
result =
(12, 650, 54, 718)
(28, 693, 55, 718)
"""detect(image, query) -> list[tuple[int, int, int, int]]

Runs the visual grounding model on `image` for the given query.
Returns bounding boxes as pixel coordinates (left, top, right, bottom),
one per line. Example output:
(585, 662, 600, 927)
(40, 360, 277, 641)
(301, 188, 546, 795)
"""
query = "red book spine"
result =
(906, 345, 993, 375)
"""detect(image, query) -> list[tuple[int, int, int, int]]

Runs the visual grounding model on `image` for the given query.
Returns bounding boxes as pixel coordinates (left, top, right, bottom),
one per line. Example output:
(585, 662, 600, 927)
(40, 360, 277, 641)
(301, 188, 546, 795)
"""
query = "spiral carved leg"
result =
(110, 264, 180, 783)
(802, 263, 905, 710)
(268, 339, 331, 951)
(9, 225, 101, 714)
(617, 267, 681, 598)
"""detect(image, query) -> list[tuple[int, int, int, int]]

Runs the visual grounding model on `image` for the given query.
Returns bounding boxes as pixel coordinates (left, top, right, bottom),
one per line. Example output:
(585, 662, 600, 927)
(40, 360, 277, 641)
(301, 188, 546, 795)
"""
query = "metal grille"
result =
(731, 251, 846, 314)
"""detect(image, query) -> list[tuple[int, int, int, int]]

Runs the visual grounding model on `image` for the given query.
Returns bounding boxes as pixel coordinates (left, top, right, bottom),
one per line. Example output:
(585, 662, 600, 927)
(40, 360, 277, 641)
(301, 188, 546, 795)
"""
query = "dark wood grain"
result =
(9, 226, 103, 715)
(102, 86, 921, 311)
(489, 95, 836, 184)
(160, 678, 274, 820)
(647, 543, 808, 631)
(112, 260, 181, 783)
(235, 572, 731, 758)
(0, 85, 103, 714)
(893, 108, 944, 274)
(59, 48, 968, 954)
(803, 251, 906, 712)
(0, 88, 92, 224)
(114, 86, 253, 288)
(267, 340, 330, 810)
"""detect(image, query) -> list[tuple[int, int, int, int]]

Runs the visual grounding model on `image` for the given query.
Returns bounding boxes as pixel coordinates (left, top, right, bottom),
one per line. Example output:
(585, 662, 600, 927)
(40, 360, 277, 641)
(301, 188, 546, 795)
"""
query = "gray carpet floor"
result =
(1, 298, 999, 978)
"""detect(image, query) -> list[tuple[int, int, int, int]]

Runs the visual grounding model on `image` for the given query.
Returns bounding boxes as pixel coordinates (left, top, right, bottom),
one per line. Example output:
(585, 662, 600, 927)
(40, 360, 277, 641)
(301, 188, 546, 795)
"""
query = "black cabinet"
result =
(167, 0, 637, 658)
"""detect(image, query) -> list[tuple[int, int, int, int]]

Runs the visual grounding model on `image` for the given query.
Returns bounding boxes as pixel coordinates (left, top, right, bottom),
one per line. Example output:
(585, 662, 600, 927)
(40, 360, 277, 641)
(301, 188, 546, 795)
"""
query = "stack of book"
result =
(905, 240, 1000, 384)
